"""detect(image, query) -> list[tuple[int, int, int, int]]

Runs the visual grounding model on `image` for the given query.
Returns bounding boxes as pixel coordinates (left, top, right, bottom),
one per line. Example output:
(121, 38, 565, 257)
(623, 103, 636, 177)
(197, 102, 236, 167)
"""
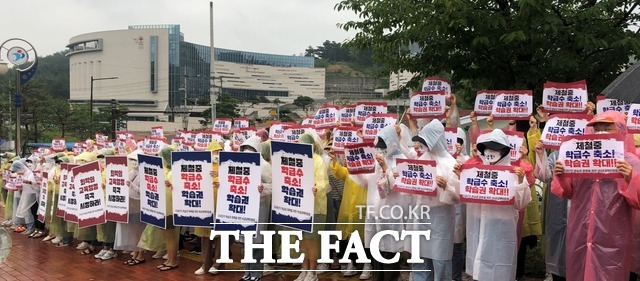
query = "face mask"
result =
(482, 149, 503, 165)
(377, 148, 387, 156)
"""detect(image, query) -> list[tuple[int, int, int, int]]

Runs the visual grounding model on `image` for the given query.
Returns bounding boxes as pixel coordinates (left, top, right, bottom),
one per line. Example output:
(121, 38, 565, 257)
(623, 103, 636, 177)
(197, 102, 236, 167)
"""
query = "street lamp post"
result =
(90, 76, 118, 135)
(1, 38, 37, 157)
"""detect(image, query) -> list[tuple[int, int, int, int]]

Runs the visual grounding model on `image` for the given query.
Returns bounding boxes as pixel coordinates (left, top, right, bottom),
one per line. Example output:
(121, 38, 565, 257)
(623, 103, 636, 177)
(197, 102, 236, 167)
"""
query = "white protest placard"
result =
(474, 90, 499, 116)
(171, 151, 214, 227)
(194, 131, 216, 151)
(332, 126, 362, 152)
(233, 127, 257, 148)
(542, 80, 589, 114)
(37, 172, 49, 223)
(138, 154, 167, 229)
(151, 126, 164, 139)
(313, 104, 339, 128)
(269, 122, 294, 142)
(627, 104, 640, 134)
(213, 118, 233, 135)
(270, 141, 315, 232)
(459, 164, 517, 205)
(301, 118, 315, 126)
(215, 151, 261, 232)
(344, 142, 377, 175)
(422, 77, 452, 99)
(491, 91, 533, 120)
(355, 102, 388, 125)
(541, 114, 591, 149)
(74, 162, 106, 228)
(56, 163, 69, 217)
(63, 164, 79, 222)
(394, 159, 438, 196)
(557, 134, 625, 178)
(339, 105, 356, 125)
(410, 91, 447, 118)
(95, 133, 107, 147)
(283, 125, 316, 143)
(105, 156, 129, 223)
(362, 114, 397, 140)
(444, 128, 458, 155)
(596, 96, 631, 115)
(506, 131, 525, 162)
(234, 118, 250, 129)
(52, 138, 66, 152)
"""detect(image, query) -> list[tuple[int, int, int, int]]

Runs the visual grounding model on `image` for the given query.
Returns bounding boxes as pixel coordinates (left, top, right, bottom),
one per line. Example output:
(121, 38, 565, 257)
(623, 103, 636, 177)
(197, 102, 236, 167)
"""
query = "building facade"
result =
(67, 24, 325, 130)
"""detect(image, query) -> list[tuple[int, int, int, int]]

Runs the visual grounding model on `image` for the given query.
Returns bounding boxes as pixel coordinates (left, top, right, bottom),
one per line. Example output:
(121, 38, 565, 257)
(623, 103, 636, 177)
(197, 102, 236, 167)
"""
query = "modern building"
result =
(67, 24, 325, 132)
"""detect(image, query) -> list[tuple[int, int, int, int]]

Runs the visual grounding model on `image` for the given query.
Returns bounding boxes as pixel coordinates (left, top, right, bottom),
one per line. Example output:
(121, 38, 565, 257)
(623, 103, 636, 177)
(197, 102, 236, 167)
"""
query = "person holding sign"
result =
(94, 150, 119, 260)
(552, 110, 640, 281)
(118, 149, 148, 266)
(408, 120, 459, 281)
(13, 160, 37, 236)
(48, 155, 74, 247)
(157, 146, 182, 272)
(73, 151, 99, 255)
(453, 129, 531, 281)
(293, 133, 329, 281)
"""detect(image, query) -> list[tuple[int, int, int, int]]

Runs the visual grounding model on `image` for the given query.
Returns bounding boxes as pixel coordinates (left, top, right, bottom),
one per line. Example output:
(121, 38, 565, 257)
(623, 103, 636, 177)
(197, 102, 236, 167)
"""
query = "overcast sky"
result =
(0, 0, 359, 57)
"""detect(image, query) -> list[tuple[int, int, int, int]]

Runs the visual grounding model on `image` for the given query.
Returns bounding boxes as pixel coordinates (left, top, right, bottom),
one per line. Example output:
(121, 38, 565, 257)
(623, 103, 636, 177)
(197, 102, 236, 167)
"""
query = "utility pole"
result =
(110, 99, 118, 140)
(210, 1, 217, 129)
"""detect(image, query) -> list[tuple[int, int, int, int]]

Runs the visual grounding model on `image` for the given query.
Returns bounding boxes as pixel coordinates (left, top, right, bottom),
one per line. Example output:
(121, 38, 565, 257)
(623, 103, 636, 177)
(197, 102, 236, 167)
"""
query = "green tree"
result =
(200, 94, 240, 126)
(293, 96, 315, 116)
(336, 0, 640, 103)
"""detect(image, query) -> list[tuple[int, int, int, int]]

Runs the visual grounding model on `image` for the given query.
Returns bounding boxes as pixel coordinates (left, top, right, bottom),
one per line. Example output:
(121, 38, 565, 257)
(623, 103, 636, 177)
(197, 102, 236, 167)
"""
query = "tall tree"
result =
(293, 96, 315, 116)
(200, 94, 240, 126)
(336, 0, 640, 103)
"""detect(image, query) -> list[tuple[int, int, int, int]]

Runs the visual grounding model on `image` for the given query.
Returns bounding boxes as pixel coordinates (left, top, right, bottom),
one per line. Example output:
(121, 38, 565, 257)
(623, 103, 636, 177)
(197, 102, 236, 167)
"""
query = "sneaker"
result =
(317, 263, 330, 274)
(239, 275, 250, 281)
(76, 241, 90, 250)
(208, 266, 219, 274)
(94, 249, 108, 259)
(359, 264, 372, 280)
(50, 237, 62, 244)
(42, 235, 55, 242)
(10, 224, 19, 230)
(152, 250, 166, 259)
(303, 272, 318, 281)
(21, 228, 35, 235)
(194, 267, 206, 275)
(263, 264, 275, 276)
(100, 250, 117, 260)
(293, 271, 307, 281)
(343, 263, 357, 277)
(2, 220, 12, 227)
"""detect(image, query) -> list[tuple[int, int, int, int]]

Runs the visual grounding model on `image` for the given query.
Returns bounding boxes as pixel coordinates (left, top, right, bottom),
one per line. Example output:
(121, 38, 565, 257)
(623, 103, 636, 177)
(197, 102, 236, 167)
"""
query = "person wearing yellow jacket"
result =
(48, 154, 75, 246)
(94, 149, 118, 260)
(1, 154, 16, 226)
(194, 140, 223, 275)
(73, 151, 99, 254)
(293, 133, 329, 281)
(157, 145, 181, 272)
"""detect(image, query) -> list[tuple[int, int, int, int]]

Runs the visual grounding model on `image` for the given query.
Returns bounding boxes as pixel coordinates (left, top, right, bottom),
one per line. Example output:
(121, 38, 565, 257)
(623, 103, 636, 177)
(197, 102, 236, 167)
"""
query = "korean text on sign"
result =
(540, 114, 590, 149)
(542, 80, 588, 114)
(459, 164, 516, 205)
(491, 91, 533, 120)
(344, 143, 376, 175)
(393, 159, 438, 196)
(557, 134, 625, 178)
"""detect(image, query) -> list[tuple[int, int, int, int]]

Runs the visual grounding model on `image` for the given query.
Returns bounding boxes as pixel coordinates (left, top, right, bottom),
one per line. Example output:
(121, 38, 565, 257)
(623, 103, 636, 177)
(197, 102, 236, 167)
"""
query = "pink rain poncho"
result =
(551, 110, 640, 281)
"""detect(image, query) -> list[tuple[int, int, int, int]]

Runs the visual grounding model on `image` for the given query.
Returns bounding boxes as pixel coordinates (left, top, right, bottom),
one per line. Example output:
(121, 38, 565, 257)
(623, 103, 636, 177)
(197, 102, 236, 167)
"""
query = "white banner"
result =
(355, 102, 387, 125)
(313, 105, 339, 128)
(542, 80, 589, 114)
(394, 159, 438, 196)
(75, 162, 107, 228)
(409, 91, 447, 118)
(105, 156, 129, 223)
(491, 91, 533, 120)
(459, 164, 517, 205)
(171, 151, 215, 227)
(557, 134, 626, 178)
(474, 91, 498, 116)
(421, 77, 452, 99)
(138, 154, 167, 229)
(215, 152, 262, 232)
(362, 114, 397, 140)
(541, 114, 591, 149)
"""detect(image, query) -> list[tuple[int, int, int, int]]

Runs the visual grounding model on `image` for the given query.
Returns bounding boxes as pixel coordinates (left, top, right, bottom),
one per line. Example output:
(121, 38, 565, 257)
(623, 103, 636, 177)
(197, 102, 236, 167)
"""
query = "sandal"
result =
(156, 263, 169, 269)
(81, 247, 95, 255)
(125, 258, 146, 266)
(159, 264, 179, 271)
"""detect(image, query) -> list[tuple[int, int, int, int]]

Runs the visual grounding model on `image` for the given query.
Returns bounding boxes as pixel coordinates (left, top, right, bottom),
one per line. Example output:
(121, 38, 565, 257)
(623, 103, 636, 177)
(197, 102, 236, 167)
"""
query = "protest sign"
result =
(557, 134, 625, 178)
(409, 91, 447, 118)
(444, 128, 458, 155)
(459, 164, 517, 205)
(37, 172, 49, 223)
(339, 105, 356, 125)
(215, 151, 262, 232)
(393, 159, 438, 196)
(3, 173, 17, 191)
(596, 96, 631, 115)
(142, 138, 164, 155)
(56, 163, 69, 217)
(422, 77, 452, 99)
(344, 142, 377, 175)
(283, 125, 315, 143)
(541, 114, 590, 149)
(474, 90, 500, 116)
(362, 114, 397, 140)
(234, 118, 250, 129)
(171, 151, 214, 227)
(213, 118, 233, 135)
(270, 141, 315, 232)
(313, 104, 339, 128)
(138, 154, 167, 229)
(52, 138, 66, 152)
(627, 104, 640, 133)
(151, 126, 164, 139)
(542, 80, 588, 114)
(194, 131, 216, 151)
(491, 91, 533, 120)
(105, 156, 129, 223)
(301, 118, 315, 126)
(331, 126, 362, 152)
(233, 127, 257, 148)
(355, 102, 387, 125)
(74, 162, 106, 228)
(95, 133, 107, 147)
(269, 122, 294, 141)
(63, 164, 79, 222)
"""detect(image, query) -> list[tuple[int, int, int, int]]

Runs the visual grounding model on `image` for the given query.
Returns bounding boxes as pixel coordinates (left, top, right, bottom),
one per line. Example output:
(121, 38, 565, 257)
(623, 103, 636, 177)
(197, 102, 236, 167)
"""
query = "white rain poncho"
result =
(456, 129, 531, 281)
(405, 120, 458, 260)
(13, 160, 37, 223)
(371, 125, 410, 253)
(240, 136, 272, 243)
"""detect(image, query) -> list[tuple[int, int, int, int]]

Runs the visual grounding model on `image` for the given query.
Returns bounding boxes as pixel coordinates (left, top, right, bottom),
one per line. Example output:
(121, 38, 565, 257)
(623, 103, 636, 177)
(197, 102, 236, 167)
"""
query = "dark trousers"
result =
(631, 272, 638, 281)
(552, 274, 566, 281)
(452, 243, 465, 281)
(373, 251, 400, 281)
(30, 201, 44, 230)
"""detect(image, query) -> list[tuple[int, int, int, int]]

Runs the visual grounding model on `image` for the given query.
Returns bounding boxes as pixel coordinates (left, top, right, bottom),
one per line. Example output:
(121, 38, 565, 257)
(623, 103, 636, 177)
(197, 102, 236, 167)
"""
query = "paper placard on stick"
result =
(362, 114, 397, 140)
(444, 128, 458, 155)
(355, 102, 387, 125)
(490, 91, 533, 120)
(52, 138, 66, 152)
(313, 104, 339, 128)
(339, 105, 356, 125)
(474, 91, 499, 116)
(459, 164, 516, 205)
(332, 127, 362, 152)
(233, 127, 257, 148)
(301, 118, 314, 126)
(269, 122, 294, 141)
(542, 80, 588, 114)
(213, 118, 233, 135)
(422, 77, 451, 99)
(344, 142, 377, 175)
(151, 126, 164, 139)
(234, 118, 250, 129)
(63, 164, 79, 222)
(37, 172, 49, 223)
(283, 125, 316, 143)
(540, 114, 590, 149)
(393, 159, 438, 196)
(409, 91, 447, 118)
(557, 134, 625, 178)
